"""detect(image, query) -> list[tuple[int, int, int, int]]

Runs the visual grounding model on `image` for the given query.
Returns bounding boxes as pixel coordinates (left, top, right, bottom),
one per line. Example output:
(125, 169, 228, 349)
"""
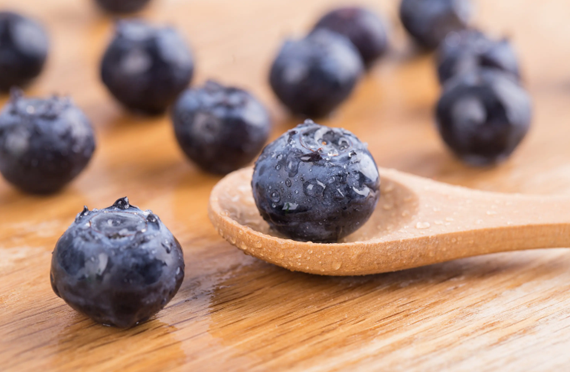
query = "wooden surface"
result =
(1, 0, 570, 370)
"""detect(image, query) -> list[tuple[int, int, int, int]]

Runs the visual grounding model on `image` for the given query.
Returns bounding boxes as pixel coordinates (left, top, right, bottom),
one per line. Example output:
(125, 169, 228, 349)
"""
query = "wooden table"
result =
(1, 0, 570, 370)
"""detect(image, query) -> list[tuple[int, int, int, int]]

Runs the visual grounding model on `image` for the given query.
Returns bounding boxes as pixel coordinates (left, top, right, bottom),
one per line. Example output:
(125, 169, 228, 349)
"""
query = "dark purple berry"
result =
(252, 119, 380, 243)
(172, 80, 272, 174)
(0, 11, 48, 91)
(50, 197, 185, 328)
(101, 20, 194, 115)
(313, 6, 389, 67)
(95, 0, 152, 13)
(0, 90, 96, 194)
(399, 0, 473, 50)
(436, 70, 532, 166)
(269, 29, 363, 118)
(437, 29, 520, 84)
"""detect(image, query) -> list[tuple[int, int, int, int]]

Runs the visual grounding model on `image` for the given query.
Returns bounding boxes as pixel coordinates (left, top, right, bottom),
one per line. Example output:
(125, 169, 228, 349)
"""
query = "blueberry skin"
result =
(436, 70, 532, 166)
(0, 12, 49, 91)
(101, 20, 194, 115)
(0, 91, 96, 194)
(399, 0, 473, 50)
(50, 197, 185, 328)
(269, 29, 364, 118)
(252, 120, 380, 243)
(313, 6, 389, 68)
(95, 0, 152, 13)
(438, 30, 520, 84)
(172, 80, 272, 175)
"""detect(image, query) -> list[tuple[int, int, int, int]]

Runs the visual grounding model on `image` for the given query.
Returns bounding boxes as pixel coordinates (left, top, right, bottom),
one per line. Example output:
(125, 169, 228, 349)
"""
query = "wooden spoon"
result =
(208, 167, 570, 276)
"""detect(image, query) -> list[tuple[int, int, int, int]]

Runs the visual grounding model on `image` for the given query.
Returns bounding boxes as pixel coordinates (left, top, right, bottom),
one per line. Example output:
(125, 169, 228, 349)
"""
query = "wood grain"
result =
(1, 0, 570, 371)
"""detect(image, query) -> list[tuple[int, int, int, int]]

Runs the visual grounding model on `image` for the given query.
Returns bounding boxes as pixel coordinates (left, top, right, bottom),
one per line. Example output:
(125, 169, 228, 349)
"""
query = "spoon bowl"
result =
(209, 167, 570, 276)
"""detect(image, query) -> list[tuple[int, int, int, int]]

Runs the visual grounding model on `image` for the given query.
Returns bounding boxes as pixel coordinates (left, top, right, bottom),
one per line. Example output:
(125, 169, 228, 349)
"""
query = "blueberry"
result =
(0, 90, 96, 194)
(50, 197, 185, 328)
(437, 29, 520, 84)
(0, 11, 49, 92)
(436, 70, 532, 166)
(252, 120, 380, 243)
(312, 6, 389, 67)
(101, 20, 194, 115)
(95, 0, 152, 13)
(399, 0, 473, 50)
(171, 80, 272, 174)
(269, 29, 364, 118)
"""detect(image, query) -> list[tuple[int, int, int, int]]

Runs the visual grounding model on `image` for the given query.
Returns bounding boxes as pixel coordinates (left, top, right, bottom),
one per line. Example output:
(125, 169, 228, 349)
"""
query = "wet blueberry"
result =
(312, 6, 389, 68)
(172, 80, 272, 175)
(436, 70, 532, 166)
(95, 0, 152, 13)
(437, 29, 520, 84)
(399, 0, 473, 50)
(100, 20, 194, 115)
(0, 11, 49, 91)
(252, 119, 380, 243)
(0, 90, 96, 194)
(269, 29, 364, 118)
(50, 197, 185, 328)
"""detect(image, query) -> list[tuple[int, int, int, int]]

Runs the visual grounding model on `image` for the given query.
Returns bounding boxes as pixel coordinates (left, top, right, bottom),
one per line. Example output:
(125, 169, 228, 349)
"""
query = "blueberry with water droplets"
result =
(269, 29, 363, 118)
(437, 29, 520, 84)
(95, 0, 152, 14)
(0, 90, 96, 194)
(436, 69, 532, 165)
(0, 11, 49, 91)
(399, 0, 473, 50)
(171, 80, 271, 174)
(101, 19, 194, 115)
(312, 6, 390, 67)
(50, 197, 185, 328)
(252, 119, 380, 243)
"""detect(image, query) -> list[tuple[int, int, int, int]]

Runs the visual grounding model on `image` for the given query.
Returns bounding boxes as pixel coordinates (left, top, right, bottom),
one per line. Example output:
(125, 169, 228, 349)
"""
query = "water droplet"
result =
(162, 240, 172, 254)
(476, 220, 483, 225)
(445, 217, 454, 222)
(332, 262, 342, 270)
(402, 210, 410, 217)
(285, 178, 292, 187)
(327, 149, 338, 157)
(275, 164, 281, 171)
(348, 150, 356, 158)
(176, 267, 181, 276)
(382, 203, 392, 210)
(434, 220, 443, 225)
(416, 222, 430, 229)
(270, 191, 280, 202)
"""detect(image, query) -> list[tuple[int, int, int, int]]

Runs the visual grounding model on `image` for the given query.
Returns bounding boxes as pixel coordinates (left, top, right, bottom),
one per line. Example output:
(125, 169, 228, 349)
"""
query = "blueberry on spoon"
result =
(252, 120, 380, 243)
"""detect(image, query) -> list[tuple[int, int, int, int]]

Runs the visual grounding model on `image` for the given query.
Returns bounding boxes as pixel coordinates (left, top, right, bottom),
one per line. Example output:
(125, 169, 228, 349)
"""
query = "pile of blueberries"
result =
(0, 0, 534, 328)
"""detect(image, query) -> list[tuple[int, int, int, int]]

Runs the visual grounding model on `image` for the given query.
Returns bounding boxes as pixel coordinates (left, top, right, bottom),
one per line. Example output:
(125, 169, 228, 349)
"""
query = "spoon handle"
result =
(381, 168, 570, 272)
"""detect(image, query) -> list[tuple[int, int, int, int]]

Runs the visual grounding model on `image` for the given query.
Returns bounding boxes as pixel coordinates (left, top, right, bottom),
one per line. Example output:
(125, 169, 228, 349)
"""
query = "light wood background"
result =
(1, 0, 570, 371)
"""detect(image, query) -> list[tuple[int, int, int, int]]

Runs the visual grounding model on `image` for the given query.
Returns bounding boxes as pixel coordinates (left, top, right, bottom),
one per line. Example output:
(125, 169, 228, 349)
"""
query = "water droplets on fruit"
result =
(162, 240, 172, 254)
(270, 191, 280, 202)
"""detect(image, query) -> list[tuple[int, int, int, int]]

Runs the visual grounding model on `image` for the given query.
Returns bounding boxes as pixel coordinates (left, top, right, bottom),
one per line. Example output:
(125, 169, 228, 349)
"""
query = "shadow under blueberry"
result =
(53, 316, 186, 370)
